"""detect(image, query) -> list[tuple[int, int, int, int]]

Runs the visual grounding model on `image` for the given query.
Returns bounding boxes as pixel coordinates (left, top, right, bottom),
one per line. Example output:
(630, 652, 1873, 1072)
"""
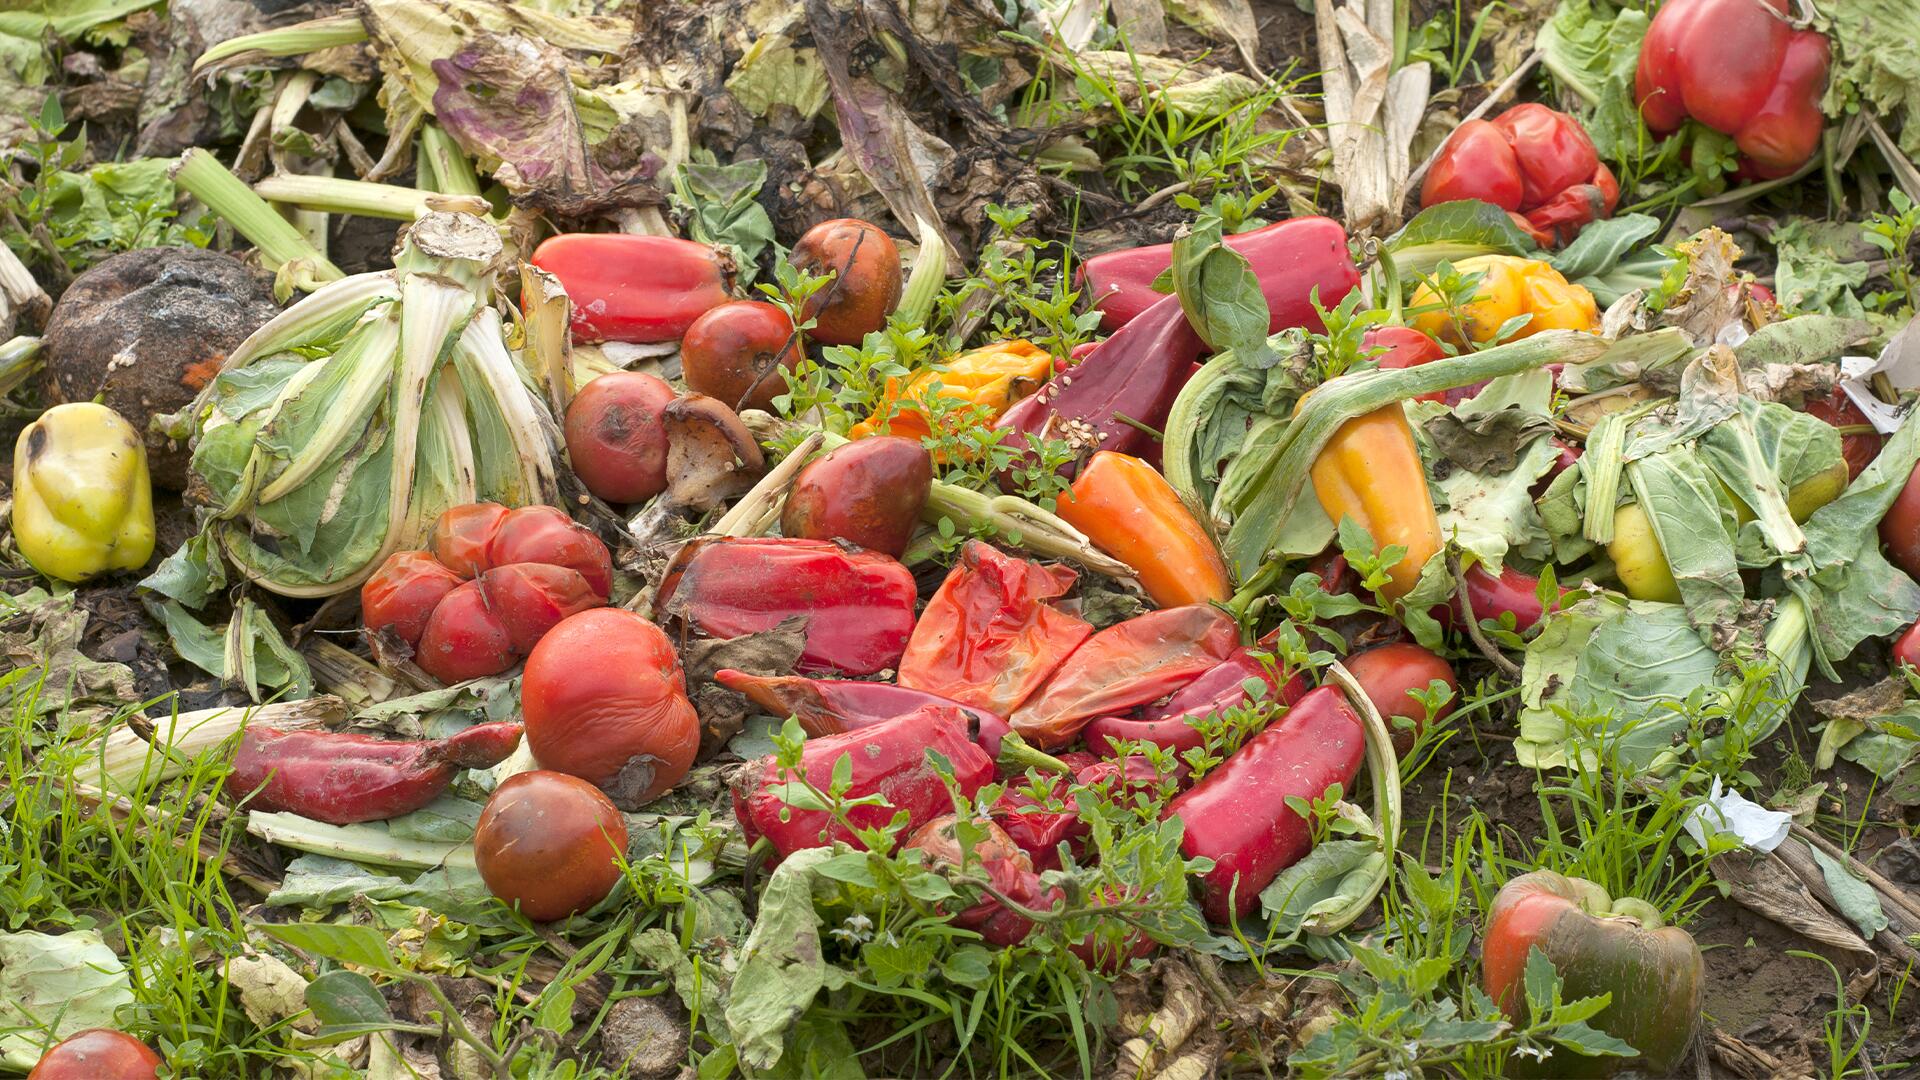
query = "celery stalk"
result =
(248, 811, 478, 871)
(172, 149, 344, 293)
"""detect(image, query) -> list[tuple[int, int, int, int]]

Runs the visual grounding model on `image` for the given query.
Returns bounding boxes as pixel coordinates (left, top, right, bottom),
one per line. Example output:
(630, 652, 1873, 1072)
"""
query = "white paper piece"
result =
(1838, 318, 1920, 434)
(1684, 777, 1792, 853)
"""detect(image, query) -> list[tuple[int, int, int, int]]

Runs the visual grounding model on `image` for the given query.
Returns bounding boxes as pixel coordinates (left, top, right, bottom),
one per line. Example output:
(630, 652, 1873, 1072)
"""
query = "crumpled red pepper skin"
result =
(1634, 0, 1830, 179)
(1419, 104, 1619, 247)
(1009, 604, 1241, 750)
(713, 669, 1015, 756)
(731, 709, 995, 859)
(1166, 686, 1366, 923)
(898, 541, 1093, 715)
(655, 537, 917, 676)
(226, 722, 524, 825)
(1078, 217, 1361, 334)
(907, 814, 1054, 946)
(995, 755, 1170, 871)
(1082, 639, 1307, 757)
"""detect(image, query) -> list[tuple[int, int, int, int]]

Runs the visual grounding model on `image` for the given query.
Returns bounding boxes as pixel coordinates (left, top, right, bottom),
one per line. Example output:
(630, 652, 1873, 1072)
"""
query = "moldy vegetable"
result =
(475, 770, 629, 922)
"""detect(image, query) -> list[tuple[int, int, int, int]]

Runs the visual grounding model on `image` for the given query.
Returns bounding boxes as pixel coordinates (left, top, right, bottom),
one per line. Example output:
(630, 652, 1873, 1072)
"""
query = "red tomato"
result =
(1880, 460, 1920, 581)
(1343, 642, 1459, 756)
(522, 608, 701, 810)
(1895, 621, 1920, 674)
(361, 550, 462, 646)
(431, 502, 509, 579)
(679, 301, 800, 413)
(475, 770, 628, 921)
(415, 580, 516, 684)
(790, 219, 903, 346)
(28, 1029, 161, 1080)
(488, 506, 613, 601)
(564, 372, 677, 504)
(477, 563, 601, 655)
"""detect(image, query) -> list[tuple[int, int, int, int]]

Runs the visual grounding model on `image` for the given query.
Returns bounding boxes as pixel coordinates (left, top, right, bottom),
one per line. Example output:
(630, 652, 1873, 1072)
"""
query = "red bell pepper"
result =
(1077, 217, 1360, 334)
(994, 290, 1204, 468)
(1635, 0, 1830, 179)
(1009, 604, 1241, 750)
(227, 722, 525, 825)
(1166, 685, 1366, 923)
(1082, 636, 1307, 757)
(731, 708, 995, 858)
(1364, 325, 1459, 404)
(1458, 564, 1559, 635)
(1420, 104, 1620, 247)
(528, 234, 733, 344)
(897, 541, 1093, 715)
(714, 667, 1012, 749)
(654, 537, 917, 676)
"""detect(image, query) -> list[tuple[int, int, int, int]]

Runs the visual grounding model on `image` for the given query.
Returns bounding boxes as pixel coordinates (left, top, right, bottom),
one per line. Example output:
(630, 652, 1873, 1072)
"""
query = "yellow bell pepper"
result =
(1410, 254, 1600, 346)
(848, 339, 1053, 442)
(13, 402, 155, 582)
(1612, 463, 1849, 603)
(1310, 404, 1443, 600)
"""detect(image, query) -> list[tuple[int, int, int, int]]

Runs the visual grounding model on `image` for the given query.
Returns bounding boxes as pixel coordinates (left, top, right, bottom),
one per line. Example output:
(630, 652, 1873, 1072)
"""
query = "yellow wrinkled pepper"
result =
(1310, 404, 1443, 600)
(848, 339, 1054, 442)
(1410, 254, 1600, 346)
(13, 402, 155, 582)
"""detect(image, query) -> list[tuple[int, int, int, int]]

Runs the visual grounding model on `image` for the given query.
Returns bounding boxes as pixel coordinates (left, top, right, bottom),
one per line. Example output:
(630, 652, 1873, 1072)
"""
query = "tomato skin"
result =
(529, 234, 731, 344)
(488, 506, 612, 601)
(790, 219, 903, 346)
(431, 502, 510, 579)
(28, 1029, 161, 1080)
(780, 436, 932, 558)
(680, 301, 800, 413)
(477, 564, 601, 655)
(522, 608, 701, 810)
(414, 580, 517, 684)
(361, 550, 463, 646)
(475, 770, 628, 921)
(1343, 642, 1458, 756)
(1880, 460, 1920, 581)
(564, 372, 676, 503)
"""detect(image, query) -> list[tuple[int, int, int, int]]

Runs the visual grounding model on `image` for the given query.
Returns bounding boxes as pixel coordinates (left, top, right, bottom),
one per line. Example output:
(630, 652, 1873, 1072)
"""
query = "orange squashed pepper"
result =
(848, 340, 1054, 442)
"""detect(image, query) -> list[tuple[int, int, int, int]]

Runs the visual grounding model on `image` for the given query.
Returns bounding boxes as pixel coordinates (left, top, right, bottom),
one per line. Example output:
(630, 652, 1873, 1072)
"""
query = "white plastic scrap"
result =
(1838, 317, 1920, 434)
(1683, 777, 1792, 853)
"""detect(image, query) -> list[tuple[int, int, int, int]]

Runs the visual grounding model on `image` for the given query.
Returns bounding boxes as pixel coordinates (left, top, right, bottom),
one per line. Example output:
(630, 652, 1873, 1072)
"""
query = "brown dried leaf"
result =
(1710, 849, 1875, 959)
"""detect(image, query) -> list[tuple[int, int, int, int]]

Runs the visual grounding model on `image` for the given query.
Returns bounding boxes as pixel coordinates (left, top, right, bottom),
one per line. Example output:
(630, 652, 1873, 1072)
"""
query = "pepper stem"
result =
(995, 732, 1074, 777)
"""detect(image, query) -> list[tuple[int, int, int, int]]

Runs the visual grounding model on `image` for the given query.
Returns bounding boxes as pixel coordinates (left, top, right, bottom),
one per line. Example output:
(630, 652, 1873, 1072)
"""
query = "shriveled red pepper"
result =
(654, 537, 916, 677)
(1635, 0, 1830, 179)
(711, 669, 1041, 767)
(994, 291, 1202, 469)
(906, 814, 1056, 946)
(528, 234, 733, 344)
(994, 754, 1171, 871)
(227, 721, 524, 825)
(1055, 451, 1231, 608)
(1166, 686, 1365, 923)
(1010, 604, 1240, 750)
(1077, 217, 1361, 334)
(897, 541, 1093, 715)
(1420, 104, 1620, 247)
(731, 708, 995, 858)
(1449, 564, 1560, 636)
(1082, 637, 1307, 757)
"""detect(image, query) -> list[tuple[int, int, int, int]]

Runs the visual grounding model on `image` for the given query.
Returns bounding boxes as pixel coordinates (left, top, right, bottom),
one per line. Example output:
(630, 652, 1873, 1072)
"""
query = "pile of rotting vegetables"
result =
(6, 0, 1920, 1077)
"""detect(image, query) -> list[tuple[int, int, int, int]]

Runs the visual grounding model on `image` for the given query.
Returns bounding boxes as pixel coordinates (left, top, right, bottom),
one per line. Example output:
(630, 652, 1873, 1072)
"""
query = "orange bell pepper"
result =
(1309, 405, 1442, 600)
(1056, 451, 1231, 608)
(848, 340, 1053, 441)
